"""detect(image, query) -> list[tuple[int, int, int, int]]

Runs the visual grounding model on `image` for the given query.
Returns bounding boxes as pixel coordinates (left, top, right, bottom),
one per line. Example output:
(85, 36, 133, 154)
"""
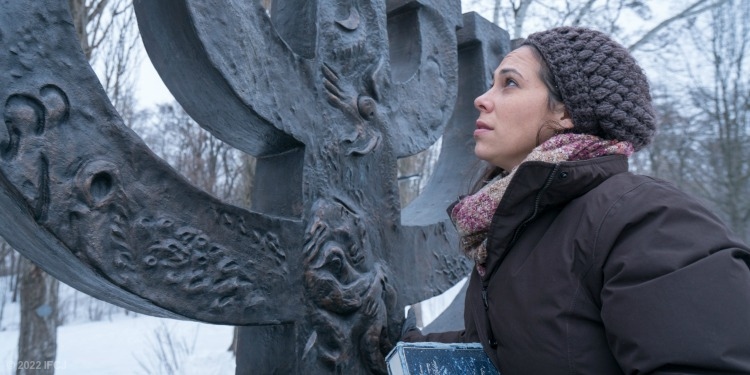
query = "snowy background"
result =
(0, 275, 462, 374)
(0, 277, 235, 375)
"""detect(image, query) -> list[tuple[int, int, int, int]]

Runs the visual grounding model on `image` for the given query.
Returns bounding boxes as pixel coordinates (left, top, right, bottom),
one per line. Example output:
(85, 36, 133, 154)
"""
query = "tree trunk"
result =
(17, 257, 59, 375)
(11, 251, 20, 303)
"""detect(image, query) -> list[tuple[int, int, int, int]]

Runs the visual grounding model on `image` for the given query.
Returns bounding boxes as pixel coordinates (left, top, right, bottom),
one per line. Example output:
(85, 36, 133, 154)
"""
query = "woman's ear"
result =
(559, 109, 574, 130)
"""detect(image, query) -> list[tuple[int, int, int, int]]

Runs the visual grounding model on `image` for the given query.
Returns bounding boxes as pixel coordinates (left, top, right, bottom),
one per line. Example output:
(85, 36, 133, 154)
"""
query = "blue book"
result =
(386, 342, 500, 375)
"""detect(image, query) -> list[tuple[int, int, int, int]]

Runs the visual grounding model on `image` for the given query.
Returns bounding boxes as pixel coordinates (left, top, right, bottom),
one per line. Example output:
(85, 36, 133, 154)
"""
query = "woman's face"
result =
(473, 46, 570, 170)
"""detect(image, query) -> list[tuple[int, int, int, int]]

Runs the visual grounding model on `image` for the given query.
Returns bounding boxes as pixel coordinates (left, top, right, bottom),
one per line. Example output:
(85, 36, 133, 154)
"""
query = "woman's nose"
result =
(474, 91, 491, 112)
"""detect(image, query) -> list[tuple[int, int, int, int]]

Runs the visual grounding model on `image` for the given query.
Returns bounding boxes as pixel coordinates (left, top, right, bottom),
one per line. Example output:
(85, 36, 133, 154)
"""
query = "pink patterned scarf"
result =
(450, 133, 634, 276)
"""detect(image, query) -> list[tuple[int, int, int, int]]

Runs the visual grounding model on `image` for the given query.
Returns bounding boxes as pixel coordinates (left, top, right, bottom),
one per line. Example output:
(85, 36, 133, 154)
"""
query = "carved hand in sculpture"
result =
(322, 62, 382, 155)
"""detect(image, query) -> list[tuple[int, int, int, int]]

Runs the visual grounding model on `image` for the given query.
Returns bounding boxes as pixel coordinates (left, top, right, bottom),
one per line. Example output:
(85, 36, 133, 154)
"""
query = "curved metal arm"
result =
(134, 0, 306, 157)
(384, 0, 461, 158)
(0, 0, 304, 325)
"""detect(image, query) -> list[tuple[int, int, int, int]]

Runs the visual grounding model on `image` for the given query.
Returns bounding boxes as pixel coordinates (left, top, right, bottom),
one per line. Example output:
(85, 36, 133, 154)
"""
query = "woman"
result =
(402, 26, 750, 374)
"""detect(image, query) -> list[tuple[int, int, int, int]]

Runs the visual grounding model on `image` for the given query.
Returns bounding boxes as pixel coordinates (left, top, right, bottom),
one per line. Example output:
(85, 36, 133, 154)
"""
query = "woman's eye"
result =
(504, 78, 518, 87)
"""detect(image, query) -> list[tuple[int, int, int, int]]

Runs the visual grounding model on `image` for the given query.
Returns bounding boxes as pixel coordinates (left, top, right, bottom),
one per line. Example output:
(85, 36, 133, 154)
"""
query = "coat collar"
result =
(481, 155, 629, 282)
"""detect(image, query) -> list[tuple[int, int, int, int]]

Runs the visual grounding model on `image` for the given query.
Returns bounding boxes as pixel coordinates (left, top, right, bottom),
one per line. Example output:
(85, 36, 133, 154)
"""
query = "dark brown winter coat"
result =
(404, 155, 750, 374)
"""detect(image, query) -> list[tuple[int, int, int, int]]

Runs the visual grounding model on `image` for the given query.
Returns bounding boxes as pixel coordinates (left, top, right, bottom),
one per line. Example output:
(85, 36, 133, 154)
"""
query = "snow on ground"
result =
(0, 306, 234, 375)
(0, 278, 235, 375)
(0, 272, 462, 375)
(0, 313, 235, 375)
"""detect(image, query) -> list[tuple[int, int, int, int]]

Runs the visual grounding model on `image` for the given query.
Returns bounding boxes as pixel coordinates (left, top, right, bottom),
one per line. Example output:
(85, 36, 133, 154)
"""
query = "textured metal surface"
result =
(0, 0, 509, 373)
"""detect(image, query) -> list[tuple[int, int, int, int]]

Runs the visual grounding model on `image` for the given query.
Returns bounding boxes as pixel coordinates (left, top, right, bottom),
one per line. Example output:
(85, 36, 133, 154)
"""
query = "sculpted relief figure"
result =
(303, 199, 398, 373)
(1, 0, 509, 373)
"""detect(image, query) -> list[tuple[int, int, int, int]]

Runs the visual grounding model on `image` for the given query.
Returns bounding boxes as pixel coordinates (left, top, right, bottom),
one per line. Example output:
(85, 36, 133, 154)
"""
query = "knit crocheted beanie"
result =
(523, 27, 656, 150)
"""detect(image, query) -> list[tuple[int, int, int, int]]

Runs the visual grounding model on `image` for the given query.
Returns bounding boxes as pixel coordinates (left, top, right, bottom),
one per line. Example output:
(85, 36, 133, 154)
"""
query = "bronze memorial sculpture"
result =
(0, 0, 509, 373)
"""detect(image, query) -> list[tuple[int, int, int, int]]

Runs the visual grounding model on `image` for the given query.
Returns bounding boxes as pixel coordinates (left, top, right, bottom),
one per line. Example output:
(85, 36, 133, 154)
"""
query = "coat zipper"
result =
(482, 283, 497, 348)
(480, 164, 561, 350)
(508, 164, 560, 249)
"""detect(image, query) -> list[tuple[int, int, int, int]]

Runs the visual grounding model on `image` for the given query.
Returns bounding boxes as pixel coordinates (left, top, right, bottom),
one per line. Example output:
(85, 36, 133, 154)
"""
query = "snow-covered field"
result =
(0, 275, 463, 375)
(0, 279, 235, 375)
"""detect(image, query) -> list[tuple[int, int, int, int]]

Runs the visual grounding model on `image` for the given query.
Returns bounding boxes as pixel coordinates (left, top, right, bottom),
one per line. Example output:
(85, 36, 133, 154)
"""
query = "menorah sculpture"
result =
(0, 0, 509, 373)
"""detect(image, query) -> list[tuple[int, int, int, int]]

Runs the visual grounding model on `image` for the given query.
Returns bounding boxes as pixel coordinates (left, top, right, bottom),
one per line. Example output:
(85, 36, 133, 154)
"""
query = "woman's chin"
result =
(473, 146, 494, 164)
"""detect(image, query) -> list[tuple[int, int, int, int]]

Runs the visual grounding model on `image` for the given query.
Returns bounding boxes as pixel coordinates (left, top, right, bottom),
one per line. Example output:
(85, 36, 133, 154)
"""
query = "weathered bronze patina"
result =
(0, 0, 508, 373)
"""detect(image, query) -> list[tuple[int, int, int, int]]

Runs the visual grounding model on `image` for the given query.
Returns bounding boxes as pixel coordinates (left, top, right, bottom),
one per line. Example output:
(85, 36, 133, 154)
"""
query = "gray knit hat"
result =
(523, 27, 655, 150)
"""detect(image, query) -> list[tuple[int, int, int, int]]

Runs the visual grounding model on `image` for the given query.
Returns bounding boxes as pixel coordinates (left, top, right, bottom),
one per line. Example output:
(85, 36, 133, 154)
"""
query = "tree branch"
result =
(628, 0, 730, 52)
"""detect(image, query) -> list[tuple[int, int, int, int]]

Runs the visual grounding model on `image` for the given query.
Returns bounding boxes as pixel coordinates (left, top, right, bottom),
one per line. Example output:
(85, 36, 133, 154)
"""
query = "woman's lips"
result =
(474, 120, 492, 137)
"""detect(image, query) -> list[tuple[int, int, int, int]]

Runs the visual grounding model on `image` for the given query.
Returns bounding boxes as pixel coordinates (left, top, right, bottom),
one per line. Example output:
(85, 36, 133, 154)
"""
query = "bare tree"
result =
(683, 0, 750, 240)
(627, 0, 730, 51)
(69, 0, 110, 61)
(99, 1, 141, 127)
(0, 239, 11, 275)
(630, 88, 701, 187)
(69, 0, 140, 123)
(17, 258, 59, 375)
(463, 0, 635, 39)
(461, 0, 726, 49)
(620, 0, 750, 242)
(140, 102, 251, 204)
(0, 240, 11, 326)
(491, 0, 534, 38)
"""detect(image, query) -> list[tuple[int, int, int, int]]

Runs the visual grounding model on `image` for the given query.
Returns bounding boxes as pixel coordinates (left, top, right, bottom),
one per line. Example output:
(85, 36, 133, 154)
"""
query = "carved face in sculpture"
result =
(302, 199, 396, 373)
(473, 46, 572, 171)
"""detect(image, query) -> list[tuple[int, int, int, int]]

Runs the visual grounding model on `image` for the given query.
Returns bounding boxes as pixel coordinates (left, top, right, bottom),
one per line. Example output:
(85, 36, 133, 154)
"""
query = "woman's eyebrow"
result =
(498, 68, 524, 79)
